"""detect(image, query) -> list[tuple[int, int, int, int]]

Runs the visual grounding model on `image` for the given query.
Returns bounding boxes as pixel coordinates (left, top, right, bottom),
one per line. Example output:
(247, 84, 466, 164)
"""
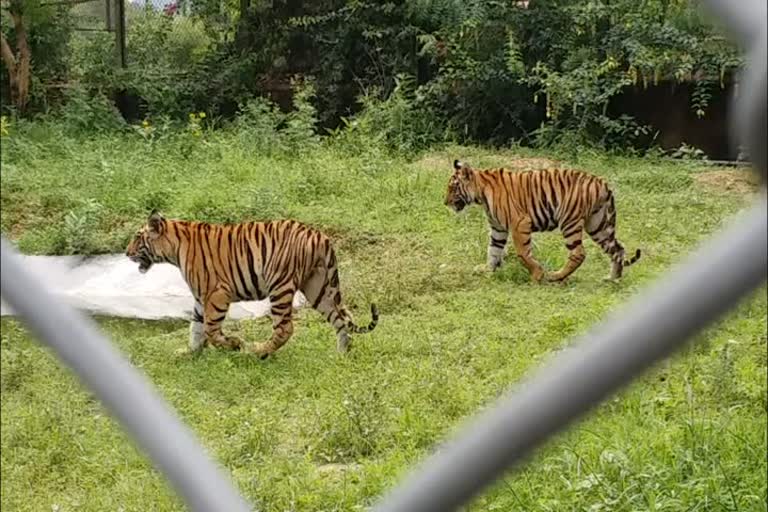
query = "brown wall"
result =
(609, 79, 736, 160)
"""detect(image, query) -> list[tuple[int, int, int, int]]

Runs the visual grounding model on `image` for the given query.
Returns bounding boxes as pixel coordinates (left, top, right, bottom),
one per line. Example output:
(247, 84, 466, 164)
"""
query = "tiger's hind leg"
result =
(587, 194, 641, 280)
(511, 217, 546, 282)
(246, 283, 296, 359)
(303, 261, 378, 353)
(546, 218, 586, 283)
(302, 263, 353, 352)
(315, 294, 353, 352)
(315, 296, 377, 353)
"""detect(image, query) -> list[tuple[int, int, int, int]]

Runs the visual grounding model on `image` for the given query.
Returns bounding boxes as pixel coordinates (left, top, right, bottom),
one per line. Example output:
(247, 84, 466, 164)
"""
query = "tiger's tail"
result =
(607, 193, 642, 268)
(623, 247, 642, 267)
(588, 190, 642, 279)
(347, 304, 380, 334)
(325, 247, 379, 335)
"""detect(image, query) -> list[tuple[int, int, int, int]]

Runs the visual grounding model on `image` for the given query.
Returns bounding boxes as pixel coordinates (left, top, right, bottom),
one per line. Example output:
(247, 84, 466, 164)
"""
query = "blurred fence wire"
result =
(1, 0, 765, 511)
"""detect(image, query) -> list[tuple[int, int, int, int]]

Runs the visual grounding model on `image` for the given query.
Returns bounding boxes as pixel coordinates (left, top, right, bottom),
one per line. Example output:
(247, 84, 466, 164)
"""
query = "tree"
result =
(1, 0, 75, 113)
(1, 0, 31, 112)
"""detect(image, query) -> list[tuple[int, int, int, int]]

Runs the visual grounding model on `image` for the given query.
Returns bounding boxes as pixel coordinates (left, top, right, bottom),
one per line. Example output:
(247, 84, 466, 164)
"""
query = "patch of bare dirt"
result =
(694, 168, 761, 195)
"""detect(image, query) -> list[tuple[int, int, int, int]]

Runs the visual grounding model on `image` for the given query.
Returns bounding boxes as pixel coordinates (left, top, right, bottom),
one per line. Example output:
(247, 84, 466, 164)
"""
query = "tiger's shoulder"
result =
(250, 218, 314, 230)
(255, 219, 332, 242)
(505, 162, 605, 183)
(482, 164, 575, 179)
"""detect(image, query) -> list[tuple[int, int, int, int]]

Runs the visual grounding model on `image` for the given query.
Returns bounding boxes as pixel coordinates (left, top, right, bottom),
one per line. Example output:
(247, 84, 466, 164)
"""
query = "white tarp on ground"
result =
(0, 254, 305, 320)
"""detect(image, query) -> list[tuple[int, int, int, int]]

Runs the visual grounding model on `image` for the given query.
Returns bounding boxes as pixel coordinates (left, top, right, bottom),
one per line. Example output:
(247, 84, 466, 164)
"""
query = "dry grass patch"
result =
(694, 168, 761, 195)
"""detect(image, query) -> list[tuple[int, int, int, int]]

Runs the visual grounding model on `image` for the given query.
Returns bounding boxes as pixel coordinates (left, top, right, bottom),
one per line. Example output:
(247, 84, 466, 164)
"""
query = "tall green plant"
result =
(1, 0, 72, 113)
(348, 74, 444, 153)
(7, 0, 743, 152)
(520, 0, 742, 147)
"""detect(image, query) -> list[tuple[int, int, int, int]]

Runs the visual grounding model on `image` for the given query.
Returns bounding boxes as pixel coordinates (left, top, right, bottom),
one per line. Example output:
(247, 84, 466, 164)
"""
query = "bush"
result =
(57, 88, 125, 133)
(231, 97, 285, 154)
(2, 0, 744, 153)
(281, 78, 321, 152)
(344, 74, 445, 154)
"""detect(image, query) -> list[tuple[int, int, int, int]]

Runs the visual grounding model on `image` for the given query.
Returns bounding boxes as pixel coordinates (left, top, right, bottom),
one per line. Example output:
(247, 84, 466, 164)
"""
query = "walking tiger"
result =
(126, 211, 378, 358)
(444, 160, 641, 282)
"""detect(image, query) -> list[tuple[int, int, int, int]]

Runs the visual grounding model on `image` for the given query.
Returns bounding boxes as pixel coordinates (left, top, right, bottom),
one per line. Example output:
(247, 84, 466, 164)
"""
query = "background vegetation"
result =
(1, 0, 743, 150)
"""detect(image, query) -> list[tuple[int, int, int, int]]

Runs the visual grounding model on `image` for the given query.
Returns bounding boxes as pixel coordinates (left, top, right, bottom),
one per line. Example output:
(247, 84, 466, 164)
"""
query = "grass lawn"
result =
(1, 125, 766, 511)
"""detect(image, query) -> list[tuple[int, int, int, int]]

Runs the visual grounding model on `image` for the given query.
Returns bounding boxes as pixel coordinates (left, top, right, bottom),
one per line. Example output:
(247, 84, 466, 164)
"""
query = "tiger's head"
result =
(125, 210, 175, 274)
(444, 159, 478, 212)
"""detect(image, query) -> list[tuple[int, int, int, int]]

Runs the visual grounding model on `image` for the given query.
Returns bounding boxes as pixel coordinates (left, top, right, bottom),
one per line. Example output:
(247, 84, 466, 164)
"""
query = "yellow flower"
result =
(141, 120, 150, 128)
(199, 112, 206, 119)
(189, 113, 196, 120)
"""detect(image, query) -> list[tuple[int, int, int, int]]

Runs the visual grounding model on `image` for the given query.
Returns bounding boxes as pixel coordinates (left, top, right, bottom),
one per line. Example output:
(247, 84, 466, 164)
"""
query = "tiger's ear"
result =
(454, 159, 472, 178)
(147, 210, 166, 236)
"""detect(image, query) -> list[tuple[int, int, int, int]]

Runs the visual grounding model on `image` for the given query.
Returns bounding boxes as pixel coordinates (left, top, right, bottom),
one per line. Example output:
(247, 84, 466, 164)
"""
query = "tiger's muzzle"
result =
(126, 239, 155, 274)
(445, 196, 467, 212)
(127, 252, 153, 274)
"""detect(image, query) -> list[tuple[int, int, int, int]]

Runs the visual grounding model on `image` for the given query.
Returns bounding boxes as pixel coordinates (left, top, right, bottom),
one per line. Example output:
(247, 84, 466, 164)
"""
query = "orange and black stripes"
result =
(126, 211, 378, 358)
(445, 160, 641, 281)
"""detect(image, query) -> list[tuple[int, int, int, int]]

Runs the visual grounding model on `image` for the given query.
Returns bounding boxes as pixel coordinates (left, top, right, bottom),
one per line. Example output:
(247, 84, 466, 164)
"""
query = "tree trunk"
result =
(235, 0, 251, 51)
(0, 7, 32, 113)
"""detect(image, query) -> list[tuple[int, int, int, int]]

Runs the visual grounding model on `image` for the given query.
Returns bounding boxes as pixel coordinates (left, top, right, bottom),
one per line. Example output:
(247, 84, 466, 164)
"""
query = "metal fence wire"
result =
(1, 0, 766, 511)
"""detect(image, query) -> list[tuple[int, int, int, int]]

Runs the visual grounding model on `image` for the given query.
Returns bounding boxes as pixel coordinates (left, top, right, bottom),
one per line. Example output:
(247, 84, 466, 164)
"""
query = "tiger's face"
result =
(126, 210, 171, 274)
(444, 159, 477, 212)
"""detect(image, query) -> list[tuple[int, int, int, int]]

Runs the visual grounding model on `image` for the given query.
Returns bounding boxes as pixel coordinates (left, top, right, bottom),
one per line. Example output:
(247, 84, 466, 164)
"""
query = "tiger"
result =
(444, 159, 641, 282)
(125, 211, 379, 359)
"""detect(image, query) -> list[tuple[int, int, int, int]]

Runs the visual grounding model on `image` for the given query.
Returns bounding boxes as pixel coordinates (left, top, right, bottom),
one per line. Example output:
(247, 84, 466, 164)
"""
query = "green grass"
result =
(1, 125, 766, 511)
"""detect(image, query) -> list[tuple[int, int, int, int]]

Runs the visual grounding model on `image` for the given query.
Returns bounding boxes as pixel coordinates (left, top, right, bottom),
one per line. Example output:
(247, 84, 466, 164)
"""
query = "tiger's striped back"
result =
(473, 167, 611, 233)
(169, 219, 323, 302)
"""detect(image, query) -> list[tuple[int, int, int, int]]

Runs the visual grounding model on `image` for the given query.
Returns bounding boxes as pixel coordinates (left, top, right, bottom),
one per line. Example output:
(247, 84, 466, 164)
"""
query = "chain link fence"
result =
(128, 0, 190, 17)
(70, 0, 114, 31)
(1, 0, 766, 511)
(68, 0, 231, 70)
(68, 0, 126, 67)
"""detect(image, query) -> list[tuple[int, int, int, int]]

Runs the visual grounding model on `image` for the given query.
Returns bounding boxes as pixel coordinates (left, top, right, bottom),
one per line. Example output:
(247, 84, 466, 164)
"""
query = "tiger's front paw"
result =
(245, 342, 273, 360)
(473, 264, 494, 275)
(175, 347, 201, 358)
(544, 272, 569, 285)
(224, 336, 244, 351)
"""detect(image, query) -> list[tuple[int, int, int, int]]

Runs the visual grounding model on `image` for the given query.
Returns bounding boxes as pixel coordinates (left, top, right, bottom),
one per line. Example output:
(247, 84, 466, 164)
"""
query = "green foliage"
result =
(60, 198, 105, 254)
(413, 1, 540, 144)
(56, 88, 126, 133)
(66, 31, 119, 94)
(231, 97, 286, 153)
(120, 9, 215, 117)
(518, 0, 743, 147)
(345, 74, 445, 153)
(0, 1, 73, 113)
(670, 142, 708, 161)
(223, 78, 322, 155)
(3, 0, 746, 150)
(281, 79, 321, 151)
